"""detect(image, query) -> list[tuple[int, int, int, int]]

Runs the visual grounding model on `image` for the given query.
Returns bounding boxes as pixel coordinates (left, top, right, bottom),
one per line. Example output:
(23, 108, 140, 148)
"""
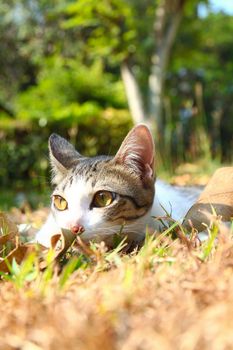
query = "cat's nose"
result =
(71, 224, 85, 235)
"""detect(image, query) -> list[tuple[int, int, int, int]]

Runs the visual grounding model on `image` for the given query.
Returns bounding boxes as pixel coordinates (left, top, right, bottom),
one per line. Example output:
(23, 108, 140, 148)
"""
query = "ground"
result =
(0, 211, 232, 350)
(0, 163, 232, 350)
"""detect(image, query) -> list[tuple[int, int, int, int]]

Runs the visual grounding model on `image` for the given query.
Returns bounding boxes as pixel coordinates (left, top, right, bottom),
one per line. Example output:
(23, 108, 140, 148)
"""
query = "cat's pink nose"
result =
(71, 225, 85, 235)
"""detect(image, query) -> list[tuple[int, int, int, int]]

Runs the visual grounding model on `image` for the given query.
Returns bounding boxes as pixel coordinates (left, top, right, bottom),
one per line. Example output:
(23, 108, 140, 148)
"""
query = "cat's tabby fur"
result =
(36, 125, 199, 248)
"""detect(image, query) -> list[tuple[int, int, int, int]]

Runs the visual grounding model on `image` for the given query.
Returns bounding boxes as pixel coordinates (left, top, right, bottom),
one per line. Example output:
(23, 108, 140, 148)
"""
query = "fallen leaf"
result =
(183, 167, 233, 231)
(0, 245, 29, 273)
(0, 212, 18, 236)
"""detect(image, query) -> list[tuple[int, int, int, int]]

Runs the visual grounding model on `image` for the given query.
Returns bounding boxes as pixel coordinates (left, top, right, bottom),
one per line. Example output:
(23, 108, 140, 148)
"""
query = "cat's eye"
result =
(92, 191, 116, 208)
(53, 195, 68, 211)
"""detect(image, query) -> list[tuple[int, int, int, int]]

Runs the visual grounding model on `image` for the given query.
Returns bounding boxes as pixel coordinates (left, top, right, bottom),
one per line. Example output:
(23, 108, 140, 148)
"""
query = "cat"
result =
(36, 124, 200, 248)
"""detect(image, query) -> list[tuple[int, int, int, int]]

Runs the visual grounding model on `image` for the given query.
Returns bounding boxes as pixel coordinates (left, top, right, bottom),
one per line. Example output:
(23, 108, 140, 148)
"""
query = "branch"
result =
(157, 0, 187, 71)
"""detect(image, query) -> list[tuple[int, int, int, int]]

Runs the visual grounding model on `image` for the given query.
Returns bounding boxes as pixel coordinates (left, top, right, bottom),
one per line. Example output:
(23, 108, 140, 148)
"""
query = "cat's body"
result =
(36, 125, 201, 248)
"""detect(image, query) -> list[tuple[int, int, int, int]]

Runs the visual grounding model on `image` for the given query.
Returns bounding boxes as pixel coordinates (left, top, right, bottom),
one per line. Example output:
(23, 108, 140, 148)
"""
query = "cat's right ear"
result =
(49, 134, 81, 184)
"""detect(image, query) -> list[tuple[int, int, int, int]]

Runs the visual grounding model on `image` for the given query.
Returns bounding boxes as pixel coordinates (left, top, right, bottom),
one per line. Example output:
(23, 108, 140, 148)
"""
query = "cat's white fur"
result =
(36, 179, 200, 247)
(152, 179, 201, 221)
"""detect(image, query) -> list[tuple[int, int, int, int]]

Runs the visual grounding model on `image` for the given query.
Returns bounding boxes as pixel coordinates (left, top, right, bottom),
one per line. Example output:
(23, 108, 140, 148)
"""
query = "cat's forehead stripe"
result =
(73, 157, 112, 177)
(57, 157, 113, 192)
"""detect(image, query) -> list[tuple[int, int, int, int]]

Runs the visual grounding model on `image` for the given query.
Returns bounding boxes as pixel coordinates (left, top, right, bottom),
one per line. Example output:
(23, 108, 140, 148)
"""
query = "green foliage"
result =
(0, 254, 39, 289)
(63, 0, 158, 99)
(0, 53, 131, 197)
(0, 110, 132, 201)
(64, 0, 146, 62)
(17, 56, 127, 123)
(165, 11, 233, 163)
(59, 255, 87, 289)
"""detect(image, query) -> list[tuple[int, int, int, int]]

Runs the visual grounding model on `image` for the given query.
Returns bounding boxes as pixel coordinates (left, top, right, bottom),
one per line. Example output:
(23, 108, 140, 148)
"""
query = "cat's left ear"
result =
(114, 124, 155, 180)
(49, 134, 82, 184)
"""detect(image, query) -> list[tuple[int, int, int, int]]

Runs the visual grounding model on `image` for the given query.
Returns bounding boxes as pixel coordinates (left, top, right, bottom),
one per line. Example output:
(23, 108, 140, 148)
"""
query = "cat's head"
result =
(49, 124, 155, 245)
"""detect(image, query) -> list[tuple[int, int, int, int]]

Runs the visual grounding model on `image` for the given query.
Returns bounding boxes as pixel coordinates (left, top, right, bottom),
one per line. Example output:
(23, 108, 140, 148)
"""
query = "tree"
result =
(65, 0, 205, 133)
(167, 10, 233, 161)
(0, 0, 79, 115)
(121, 0, 189, 131)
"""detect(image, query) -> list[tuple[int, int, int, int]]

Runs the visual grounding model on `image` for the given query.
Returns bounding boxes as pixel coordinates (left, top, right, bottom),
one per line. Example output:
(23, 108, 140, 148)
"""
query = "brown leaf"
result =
(52, 228, 77, 259)
(0, 212, 18, 236)
(0, 210, 77, 272)
(39, 229, 77, 270)
(0, 245, 29, 273)
(0, 233, 15, 246)
(0, 212, 20, 256)
(183, 167, 233, 231)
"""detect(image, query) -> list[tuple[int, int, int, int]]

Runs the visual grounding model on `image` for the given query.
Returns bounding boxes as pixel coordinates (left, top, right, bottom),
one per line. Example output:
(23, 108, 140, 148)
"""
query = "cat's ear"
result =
(114, 124, 155, 180)
(49, 134, 81, 184)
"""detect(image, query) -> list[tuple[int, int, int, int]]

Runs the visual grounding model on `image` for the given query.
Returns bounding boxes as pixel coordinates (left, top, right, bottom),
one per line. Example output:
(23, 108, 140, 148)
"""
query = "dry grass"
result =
(0, 216, 233, 350)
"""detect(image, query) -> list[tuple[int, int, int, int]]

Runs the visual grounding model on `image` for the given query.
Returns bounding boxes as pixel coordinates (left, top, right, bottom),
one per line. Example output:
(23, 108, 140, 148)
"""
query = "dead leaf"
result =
(0, 212, 18, 236)
(0, 210, 77, 273)
(0, 233, 15, 246)
(183, 167, 233, 231)
(38, 229, 77, 270)
(0, 245, 29, 273)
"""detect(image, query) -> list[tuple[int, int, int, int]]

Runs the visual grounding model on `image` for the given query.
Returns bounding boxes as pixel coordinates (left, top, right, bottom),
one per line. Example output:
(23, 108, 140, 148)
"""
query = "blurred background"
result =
(0, 0, 232, 210)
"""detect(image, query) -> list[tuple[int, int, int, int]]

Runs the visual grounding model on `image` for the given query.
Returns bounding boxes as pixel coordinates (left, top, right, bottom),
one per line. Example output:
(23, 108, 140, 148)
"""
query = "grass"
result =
(0, 215, 233, 350)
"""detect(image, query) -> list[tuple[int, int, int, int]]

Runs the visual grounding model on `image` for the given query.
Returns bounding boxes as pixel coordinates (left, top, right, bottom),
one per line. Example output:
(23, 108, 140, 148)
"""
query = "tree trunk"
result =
(120, 0, 186, 133)
(120, 61, 147, 125)
(148, 0, 185, 132)
(148, 54, 164, 133)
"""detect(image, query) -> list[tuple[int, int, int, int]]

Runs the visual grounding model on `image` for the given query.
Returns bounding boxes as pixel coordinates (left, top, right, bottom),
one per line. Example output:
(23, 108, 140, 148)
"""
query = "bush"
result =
(0, 57, 132, 195)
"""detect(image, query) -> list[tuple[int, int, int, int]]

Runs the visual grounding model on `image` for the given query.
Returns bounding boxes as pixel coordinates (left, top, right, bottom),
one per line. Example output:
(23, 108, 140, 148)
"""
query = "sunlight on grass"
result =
(1, 216, 229, 293)
(0, 216, 233, 349)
